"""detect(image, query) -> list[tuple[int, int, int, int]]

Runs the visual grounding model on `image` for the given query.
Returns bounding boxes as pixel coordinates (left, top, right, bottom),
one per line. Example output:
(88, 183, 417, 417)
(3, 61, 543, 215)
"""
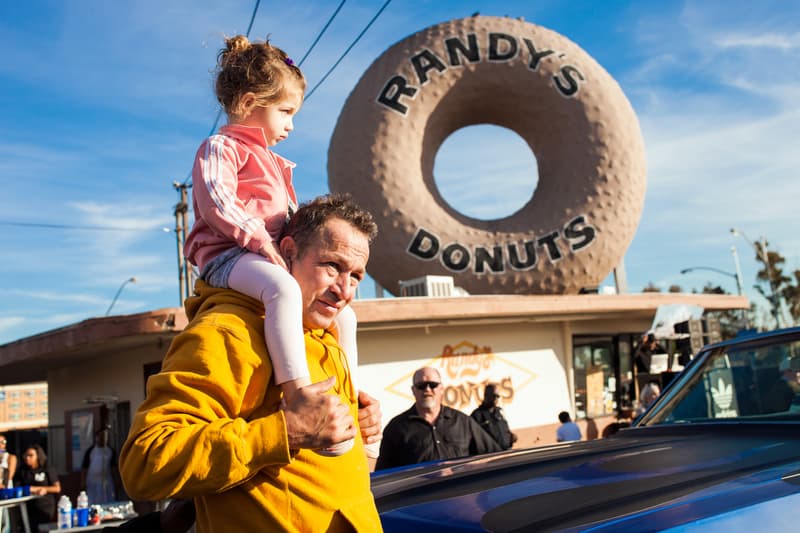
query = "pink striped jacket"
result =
(184, 124, 298, 272)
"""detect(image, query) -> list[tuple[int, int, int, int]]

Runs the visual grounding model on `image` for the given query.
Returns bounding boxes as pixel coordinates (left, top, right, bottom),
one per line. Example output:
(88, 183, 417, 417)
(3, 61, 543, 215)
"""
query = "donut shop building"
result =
(0, 288, 746, 463)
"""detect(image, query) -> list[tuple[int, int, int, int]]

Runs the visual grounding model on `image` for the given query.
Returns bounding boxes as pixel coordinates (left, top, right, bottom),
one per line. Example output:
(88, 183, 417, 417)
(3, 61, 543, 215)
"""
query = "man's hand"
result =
(283, 377, 356, 450)
(357, 390, 382, 445)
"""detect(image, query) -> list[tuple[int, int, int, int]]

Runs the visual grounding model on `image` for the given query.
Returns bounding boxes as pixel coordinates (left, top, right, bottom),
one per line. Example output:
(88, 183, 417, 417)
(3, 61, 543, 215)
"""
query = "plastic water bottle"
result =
(76, 490, 90, 526)
(57, 495, 72, 529)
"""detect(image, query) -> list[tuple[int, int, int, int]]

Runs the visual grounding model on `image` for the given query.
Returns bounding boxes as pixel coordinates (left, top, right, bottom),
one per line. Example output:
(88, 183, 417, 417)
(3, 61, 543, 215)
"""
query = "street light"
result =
(730, 245, 745, 299)
(730, 227, 781, 327)
(105, 277, 137, 316)
(679, 266, 741, 292)
(680, 254, 750, 329)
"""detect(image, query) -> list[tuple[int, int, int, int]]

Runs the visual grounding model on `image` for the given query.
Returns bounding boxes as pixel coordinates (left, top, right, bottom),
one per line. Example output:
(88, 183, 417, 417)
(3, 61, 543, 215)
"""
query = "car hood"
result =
(371, 423, 800, 532)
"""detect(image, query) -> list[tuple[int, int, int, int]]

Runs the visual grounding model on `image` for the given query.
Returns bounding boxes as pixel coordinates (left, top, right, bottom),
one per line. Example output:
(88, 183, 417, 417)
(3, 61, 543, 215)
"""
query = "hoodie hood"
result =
(184, 280, 264, 322)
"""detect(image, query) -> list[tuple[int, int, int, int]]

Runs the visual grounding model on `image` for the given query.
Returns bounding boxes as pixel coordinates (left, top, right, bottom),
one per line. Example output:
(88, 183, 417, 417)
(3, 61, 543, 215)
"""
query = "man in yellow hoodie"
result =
(120, 194, 383, 532)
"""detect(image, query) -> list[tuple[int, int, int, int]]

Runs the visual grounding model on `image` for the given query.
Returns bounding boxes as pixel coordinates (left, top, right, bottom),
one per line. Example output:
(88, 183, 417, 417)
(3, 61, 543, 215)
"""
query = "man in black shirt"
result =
(471, 384, 517, 450)
(376, 367, 501, 470)
(633, 333, 666, 374)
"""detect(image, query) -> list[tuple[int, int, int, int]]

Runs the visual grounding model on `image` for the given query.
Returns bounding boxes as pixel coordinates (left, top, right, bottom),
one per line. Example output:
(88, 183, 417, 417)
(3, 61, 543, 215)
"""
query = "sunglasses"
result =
(413, 381, 440, 391)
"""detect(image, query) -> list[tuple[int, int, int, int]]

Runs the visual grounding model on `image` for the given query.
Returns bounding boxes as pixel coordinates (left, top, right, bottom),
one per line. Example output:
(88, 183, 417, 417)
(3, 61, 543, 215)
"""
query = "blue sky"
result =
(1, 0, 798, 344)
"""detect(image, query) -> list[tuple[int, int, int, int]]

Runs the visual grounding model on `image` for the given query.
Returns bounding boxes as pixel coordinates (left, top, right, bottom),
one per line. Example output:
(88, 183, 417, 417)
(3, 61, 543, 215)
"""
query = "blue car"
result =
(372, 327, 800, 531)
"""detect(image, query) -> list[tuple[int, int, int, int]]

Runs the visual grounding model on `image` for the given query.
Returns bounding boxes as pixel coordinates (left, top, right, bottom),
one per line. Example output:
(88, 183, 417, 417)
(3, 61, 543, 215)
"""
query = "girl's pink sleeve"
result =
(191, 137, 271, 254)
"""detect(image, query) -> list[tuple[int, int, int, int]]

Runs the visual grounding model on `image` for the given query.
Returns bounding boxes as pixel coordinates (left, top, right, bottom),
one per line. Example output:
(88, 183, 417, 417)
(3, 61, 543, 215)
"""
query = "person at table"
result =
(0, 434, 17, 490)
(14, 445, 60, 531)
(1, 434, 18, 533)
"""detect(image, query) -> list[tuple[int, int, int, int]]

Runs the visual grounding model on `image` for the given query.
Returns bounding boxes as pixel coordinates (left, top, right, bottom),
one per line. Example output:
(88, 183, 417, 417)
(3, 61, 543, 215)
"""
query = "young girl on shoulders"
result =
(184, 35, 357, 455)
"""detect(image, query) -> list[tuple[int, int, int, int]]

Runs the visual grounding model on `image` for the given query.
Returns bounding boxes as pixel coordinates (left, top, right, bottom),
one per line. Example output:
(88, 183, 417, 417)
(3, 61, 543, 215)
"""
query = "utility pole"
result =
(173, 182, 193, 305)
(613, 258, 628, 294)
(758, 236, 782, 328)
(730, 246, 750, 329)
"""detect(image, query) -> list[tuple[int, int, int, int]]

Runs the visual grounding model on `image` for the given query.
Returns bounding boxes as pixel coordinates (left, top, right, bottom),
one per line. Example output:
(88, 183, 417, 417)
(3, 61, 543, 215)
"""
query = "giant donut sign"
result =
(328, 16, 646, 295)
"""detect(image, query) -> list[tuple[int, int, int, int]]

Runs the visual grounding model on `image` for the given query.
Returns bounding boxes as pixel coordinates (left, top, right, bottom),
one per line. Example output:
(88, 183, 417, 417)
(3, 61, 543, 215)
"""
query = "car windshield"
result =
(641, 333, 800, 425)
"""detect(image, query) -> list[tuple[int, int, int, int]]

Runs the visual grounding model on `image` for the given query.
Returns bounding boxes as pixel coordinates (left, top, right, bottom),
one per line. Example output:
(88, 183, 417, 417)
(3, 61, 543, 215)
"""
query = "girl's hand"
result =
(260, 242, 288, 270)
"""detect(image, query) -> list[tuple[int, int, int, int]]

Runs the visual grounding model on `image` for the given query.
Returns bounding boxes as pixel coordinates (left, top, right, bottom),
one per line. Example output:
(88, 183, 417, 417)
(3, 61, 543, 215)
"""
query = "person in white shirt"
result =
(0, 434, 17, 533)
(81, 428, 120, 504)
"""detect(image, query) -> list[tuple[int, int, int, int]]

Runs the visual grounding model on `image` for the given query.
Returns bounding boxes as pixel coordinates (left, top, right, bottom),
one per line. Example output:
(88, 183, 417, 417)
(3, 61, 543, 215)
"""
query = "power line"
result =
(244, 0, 261, 36)
(305, 0, 392, 101)
(182, 0, 264, 186)
(0, 220, 166, 232)
(298, 0, 347, 67)
(181, 0, 354, 186)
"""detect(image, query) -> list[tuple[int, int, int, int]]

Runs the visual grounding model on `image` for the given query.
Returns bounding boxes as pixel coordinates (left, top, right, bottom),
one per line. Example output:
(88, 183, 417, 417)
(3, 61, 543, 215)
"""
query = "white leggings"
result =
(228, 252, 358, 385)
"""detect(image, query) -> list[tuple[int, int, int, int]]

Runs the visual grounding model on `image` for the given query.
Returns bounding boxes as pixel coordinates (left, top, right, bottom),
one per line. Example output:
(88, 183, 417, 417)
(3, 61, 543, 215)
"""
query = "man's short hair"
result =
(282, 193, 377, 257)
(412, 366, 441, 385)
(558, 411, 571, 423)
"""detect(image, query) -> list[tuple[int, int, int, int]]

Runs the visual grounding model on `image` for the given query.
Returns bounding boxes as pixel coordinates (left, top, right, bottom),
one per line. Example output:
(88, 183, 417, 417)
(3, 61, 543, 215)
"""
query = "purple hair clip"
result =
(285, 57, 295, 66)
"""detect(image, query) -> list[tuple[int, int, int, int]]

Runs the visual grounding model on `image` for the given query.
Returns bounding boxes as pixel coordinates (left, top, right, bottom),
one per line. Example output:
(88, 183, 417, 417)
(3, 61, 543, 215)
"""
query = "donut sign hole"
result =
(433, 124, 540, 221)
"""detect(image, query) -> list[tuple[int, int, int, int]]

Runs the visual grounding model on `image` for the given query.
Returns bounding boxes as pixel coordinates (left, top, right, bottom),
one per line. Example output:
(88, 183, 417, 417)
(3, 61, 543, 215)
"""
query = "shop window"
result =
(573, 334, 639, 420)
(573, 340, 614, 419)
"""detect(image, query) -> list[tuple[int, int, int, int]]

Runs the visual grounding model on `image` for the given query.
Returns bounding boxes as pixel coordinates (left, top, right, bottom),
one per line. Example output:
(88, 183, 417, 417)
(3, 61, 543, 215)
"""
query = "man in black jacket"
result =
(471, 384, 517, 450)
(376, 367, 501, 470)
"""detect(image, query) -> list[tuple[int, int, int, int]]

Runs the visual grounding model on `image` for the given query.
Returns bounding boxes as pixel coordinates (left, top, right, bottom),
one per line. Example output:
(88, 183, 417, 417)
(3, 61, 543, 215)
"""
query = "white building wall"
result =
(47, 350, 162, 428)
(357, 322, 572, 434)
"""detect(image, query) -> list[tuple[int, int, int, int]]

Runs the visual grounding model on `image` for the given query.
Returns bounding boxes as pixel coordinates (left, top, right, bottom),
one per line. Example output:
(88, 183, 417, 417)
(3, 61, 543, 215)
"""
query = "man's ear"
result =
(279, 236, 296, 270)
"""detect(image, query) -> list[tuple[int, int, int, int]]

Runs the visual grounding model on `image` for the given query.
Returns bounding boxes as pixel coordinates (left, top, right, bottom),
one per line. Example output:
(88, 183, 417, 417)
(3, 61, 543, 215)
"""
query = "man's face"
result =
(412, 368, 443, 411)
(487, 390, 499, 406)
(284, 217, 369, 330)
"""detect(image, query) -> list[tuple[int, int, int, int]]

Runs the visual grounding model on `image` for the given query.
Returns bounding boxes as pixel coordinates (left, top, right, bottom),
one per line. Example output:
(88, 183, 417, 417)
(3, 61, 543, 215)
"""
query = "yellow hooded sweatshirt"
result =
(119, 282, 382, 532)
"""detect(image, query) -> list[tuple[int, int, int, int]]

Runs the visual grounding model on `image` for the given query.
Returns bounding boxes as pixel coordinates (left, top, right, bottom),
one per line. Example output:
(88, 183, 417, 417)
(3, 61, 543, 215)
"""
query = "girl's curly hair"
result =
(215, 35, 306, 118)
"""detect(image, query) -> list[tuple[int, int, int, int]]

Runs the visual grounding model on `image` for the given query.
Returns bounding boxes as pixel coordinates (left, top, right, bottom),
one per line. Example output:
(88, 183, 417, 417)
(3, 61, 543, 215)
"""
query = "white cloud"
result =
(714, 32, 800, 50)
(5, 289, 106, 306)
(0, 317, 25, 333)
